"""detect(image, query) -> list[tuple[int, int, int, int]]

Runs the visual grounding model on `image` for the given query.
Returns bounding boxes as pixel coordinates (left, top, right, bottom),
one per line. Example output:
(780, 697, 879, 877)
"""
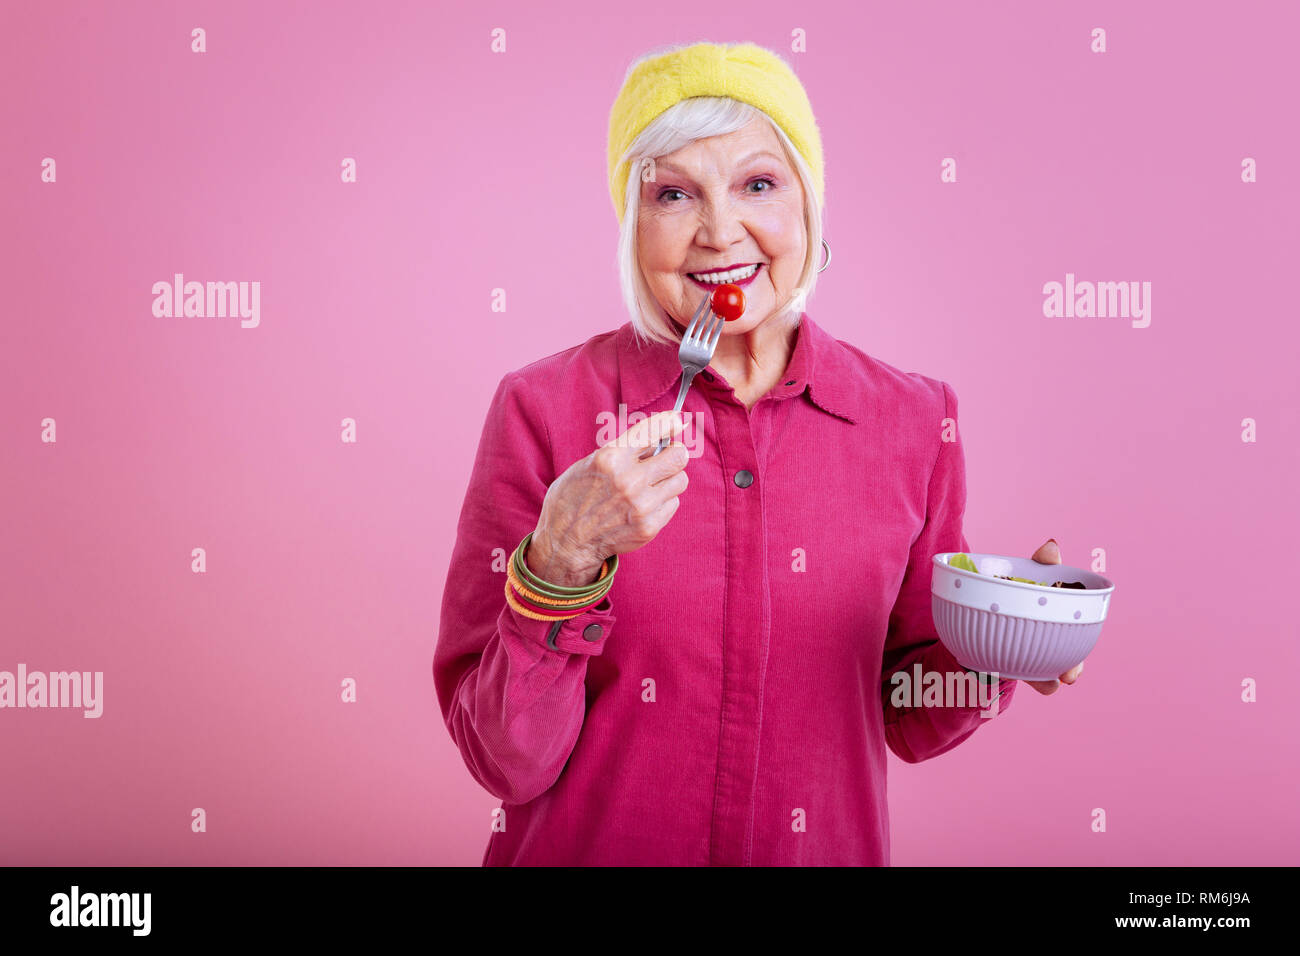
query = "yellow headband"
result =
(607, 41, 825, 224)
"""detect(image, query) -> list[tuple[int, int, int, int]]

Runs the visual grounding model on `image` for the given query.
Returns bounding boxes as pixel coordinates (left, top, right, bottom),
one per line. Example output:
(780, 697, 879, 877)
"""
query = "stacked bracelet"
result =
(503, 531, 618, 622)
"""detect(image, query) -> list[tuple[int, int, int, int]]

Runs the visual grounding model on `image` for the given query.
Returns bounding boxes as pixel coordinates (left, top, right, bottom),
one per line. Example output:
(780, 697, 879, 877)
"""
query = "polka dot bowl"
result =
(930, 552, 1115, 681)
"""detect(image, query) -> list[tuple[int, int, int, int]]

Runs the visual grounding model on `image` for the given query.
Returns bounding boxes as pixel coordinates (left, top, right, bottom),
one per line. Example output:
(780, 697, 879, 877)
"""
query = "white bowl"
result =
(930, 552, 1115, 681)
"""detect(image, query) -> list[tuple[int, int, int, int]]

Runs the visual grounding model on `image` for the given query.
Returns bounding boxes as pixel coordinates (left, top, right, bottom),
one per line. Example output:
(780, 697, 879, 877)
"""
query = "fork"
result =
(651, 290, 724, 457)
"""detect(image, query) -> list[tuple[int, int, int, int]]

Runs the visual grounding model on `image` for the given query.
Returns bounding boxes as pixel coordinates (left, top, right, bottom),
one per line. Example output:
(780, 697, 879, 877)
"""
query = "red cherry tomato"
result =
(710, 284, 745, 321)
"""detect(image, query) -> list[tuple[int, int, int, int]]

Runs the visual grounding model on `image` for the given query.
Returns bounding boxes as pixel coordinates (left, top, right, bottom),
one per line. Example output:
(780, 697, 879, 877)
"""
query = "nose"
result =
(695, 191, 747, 249)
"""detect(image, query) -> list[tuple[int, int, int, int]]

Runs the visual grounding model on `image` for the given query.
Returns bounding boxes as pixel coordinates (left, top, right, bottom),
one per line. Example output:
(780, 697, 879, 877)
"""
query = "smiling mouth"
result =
(685, 263, 762, 285)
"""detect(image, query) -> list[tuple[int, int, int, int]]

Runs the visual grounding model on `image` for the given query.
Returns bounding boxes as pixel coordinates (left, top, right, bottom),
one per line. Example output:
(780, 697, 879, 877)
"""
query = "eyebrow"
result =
(651, 150, 786, 181)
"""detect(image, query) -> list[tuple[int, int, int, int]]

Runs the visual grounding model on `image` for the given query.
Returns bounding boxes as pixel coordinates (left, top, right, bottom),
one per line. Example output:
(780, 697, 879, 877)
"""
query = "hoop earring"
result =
(817, 237, 832, 274)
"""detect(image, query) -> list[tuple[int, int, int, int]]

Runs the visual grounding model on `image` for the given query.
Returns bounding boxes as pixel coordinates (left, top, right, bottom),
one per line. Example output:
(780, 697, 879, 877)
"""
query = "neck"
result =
(706, 314, 799, 408)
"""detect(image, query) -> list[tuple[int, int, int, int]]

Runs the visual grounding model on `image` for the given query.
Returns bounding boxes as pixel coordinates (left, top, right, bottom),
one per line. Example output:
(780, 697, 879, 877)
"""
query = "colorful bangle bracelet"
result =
(514, 532, 618, 598)
(506, 556, 607, 606)
(506, 588, 602, 620)
(504, 580, 607, 622)
(505, 581, 571, 621)
(506, 561, 610, 614)
(510, 585, 608, 618)
(513, 547, 612, 599)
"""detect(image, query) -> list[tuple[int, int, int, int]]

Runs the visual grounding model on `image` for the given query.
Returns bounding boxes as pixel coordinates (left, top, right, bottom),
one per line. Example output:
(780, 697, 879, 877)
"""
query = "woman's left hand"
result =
(1020, 538, 1084, 695)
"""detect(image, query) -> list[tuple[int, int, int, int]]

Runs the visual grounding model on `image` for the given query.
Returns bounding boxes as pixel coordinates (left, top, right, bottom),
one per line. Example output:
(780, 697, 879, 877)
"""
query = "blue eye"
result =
(658, 177, 775, 203)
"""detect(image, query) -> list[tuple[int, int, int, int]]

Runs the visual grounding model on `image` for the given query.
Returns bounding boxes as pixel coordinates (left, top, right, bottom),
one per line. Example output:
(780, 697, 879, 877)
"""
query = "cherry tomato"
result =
(710, 283, 745, 321)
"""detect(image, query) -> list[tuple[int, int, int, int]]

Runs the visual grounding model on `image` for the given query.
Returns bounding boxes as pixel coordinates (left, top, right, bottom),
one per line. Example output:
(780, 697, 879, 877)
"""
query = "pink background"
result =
(2, 0, 1297, 866)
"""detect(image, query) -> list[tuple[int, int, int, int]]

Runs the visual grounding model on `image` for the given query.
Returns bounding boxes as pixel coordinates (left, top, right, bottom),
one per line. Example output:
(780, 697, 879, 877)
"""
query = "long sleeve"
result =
(880, 380, 1017, 763)
(433, 371, 617, 805)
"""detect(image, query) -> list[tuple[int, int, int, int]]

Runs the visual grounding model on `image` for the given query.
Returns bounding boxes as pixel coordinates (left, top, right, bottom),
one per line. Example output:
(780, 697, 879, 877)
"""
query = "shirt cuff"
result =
(505, 592, 617, 656)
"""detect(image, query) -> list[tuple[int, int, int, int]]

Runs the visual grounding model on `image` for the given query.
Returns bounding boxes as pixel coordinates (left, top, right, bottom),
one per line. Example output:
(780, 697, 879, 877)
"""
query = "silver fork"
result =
(651, 290, 724, 457)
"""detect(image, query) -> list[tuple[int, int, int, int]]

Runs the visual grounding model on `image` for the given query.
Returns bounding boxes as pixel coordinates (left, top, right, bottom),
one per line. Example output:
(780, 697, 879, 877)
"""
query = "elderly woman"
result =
(434, 41, 1082, 866)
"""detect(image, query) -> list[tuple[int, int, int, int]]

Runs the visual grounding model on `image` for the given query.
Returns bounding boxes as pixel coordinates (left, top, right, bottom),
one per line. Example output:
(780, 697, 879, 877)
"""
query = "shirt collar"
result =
(616, 312, 864, 424)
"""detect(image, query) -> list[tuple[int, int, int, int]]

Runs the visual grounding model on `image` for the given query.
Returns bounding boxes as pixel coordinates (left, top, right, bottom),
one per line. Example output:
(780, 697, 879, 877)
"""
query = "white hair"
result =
(615, 94, 825, 347)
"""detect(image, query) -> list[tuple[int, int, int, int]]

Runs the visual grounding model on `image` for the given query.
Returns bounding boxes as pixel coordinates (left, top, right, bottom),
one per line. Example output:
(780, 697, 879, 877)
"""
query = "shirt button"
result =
(784, 379, 796, 386)
(582, 623, 603, 642)
(734, 469, 754, 488)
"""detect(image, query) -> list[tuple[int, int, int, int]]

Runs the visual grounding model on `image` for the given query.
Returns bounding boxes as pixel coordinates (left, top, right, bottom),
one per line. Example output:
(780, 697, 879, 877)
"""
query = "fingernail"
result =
(1048, 538, 1058, 545)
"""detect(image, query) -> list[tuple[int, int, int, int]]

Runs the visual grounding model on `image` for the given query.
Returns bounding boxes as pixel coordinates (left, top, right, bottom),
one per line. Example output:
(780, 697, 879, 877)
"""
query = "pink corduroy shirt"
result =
(433, 312, 1018, 866)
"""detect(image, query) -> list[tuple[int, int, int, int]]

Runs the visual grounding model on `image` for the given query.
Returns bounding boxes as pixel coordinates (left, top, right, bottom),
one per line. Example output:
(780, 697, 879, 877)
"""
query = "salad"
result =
(950, 553, 1086, 589)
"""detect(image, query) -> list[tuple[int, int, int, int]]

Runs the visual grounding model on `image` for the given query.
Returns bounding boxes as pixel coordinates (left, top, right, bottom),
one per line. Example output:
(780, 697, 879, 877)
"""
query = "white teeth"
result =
(688, 263, 760, 284)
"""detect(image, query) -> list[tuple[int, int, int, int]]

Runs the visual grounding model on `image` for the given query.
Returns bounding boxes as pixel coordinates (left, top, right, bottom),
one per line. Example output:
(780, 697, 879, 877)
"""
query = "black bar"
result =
(0, 865, 1286, 942)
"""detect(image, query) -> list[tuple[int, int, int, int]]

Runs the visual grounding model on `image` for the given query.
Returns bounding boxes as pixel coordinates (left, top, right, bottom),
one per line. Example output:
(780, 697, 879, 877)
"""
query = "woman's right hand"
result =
(527, 409, 691, 587)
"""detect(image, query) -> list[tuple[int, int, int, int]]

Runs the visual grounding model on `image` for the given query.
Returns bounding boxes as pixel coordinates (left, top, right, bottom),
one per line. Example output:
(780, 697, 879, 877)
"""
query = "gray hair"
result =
(615, 95, 825, 347)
